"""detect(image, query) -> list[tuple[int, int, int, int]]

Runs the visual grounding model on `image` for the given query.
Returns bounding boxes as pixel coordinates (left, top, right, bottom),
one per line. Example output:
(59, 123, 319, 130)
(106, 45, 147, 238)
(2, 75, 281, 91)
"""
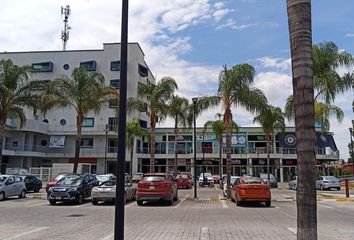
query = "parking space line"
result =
(200, 227, 210, 240)
(173, 195, 187, 208)
(318, 204, 334, 209)
(125, 201, 136, 208)
(101, 233, 113, 240)
(286, 227, 296, 235)
(219, 195, 228, 208)
(28, 202, 49, 207)
(3, 226, 49, 240)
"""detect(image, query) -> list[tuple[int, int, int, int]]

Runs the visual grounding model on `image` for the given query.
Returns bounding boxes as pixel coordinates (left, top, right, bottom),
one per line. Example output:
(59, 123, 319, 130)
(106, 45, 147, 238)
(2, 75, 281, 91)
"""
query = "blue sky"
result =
(0, 0, 353, 161)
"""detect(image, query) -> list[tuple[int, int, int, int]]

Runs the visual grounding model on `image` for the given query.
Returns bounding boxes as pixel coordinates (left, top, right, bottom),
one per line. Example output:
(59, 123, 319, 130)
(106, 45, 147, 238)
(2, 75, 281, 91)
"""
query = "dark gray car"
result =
(259, 174, 278, 188)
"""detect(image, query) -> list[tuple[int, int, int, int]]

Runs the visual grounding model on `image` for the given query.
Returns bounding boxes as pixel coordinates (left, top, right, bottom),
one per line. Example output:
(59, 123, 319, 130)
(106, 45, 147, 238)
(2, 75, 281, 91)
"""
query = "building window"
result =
(63, 64, 70, 70)
(32, 62, 54, 72)
(81, 138, 93, 148)
(138, 64, 148, 77)
(82, 118, 94, 127)
(80, 61, 97, 71)
(110, 61, 121, 71)
(60, 119, 67, 126)
(139, 120, 147, 128)
(108, 138, 118, 153)
(110, 79, 120, 89)
(108, 117, 118, 131)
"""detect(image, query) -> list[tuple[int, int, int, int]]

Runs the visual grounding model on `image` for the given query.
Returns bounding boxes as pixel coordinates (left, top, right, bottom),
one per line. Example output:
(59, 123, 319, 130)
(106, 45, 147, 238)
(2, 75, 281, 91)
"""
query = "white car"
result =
(199, 173, 214, 186)
(289, 176, 297, 190)
(0, 175, 27, 201)
(223, 176, 240, 197)
(91, 179, 136, 204)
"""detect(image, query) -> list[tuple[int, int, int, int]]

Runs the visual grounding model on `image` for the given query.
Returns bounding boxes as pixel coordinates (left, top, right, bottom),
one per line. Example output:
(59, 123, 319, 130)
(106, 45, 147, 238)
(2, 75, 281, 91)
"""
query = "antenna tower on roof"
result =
(61, 5, 71, 51)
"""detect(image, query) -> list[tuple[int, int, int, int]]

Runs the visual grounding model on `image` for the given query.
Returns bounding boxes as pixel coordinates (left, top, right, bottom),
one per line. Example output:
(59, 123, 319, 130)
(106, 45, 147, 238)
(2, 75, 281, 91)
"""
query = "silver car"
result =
(289, 176, 297, 190)
(223, 176, 240, 197)
(91, 180, 136, 205)
(0, 175, 27, 201)
(316, 176, 341, 191)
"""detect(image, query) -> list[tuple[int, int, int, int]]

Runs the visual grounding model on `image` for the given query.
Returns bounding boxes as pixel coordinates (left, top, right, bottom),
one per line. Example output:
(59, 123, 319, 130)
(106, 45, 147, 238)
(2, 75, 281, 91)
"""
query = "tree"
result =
(167, 95, 189, 173)
(204, 115, 239, 178)
(0, 59, 38, 173)
(128, 77, 177, 172)
(286, 0, 317, 239)
(126, 119, 149, 180)
(198, 64, 267, 198)
(39, 67, 117, 174)
(253, 106, 285, 185)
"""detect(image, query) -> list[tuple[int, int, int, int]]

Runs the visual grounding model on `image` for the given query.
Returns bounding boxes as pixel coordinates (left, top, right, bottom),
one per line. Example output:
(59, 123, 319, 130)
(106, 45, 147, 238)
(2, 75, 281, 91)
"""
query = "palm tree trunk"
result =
(287, 1, 317, 239)
(224, 108, 232, 198)
(130, 141, 134, 184)
(150, 113, 156, 173)
(73, 115, 83, 174)
(266, 137, 270, 186)
(174, 120, 178, 174)
(0, 125, 5, 174)
(219, 136, 223, 177)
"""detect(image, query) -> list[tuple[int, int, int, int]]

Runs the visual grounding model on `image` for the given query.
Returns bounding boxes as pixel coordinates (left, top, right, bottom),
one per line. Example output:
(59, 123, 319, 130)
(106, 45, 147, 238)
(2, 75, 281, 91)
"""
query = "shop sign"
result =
(222, 133, 247, 147)
(283, 159, 297, 165)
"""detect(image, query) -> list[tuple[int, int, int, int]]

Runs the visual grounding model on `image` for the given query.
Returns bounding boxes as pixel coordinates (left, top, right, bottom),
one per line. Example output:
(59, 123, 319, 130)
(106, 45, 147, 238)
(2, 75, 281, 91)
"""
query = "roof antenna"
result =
(61, 5, 71, 51)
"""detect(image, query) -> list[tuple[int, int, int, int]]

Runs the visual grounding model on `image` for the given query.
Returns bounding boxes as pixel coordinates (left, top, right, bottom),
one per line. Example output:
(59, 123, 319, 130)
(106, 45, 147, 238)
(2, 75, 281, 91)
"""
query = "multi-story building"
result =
(135, 127, 340, 182)
(0, 43, 155, 174)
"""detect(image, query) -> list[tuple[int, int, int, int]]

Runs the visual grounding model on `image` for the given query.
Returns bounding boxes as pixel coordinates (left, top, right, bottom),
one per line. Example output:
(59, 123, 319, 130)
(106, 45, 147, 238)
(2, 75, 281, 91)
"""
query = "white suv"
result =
(0, 175, 27, 201)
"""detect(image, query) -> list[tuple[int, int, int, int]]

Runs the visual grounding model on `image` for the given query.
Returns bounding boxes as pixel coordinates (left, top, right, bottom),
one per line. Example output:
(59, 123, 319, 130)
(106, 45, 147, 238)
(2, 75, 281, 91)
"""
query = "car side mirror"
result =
(5, 180, 13, 185)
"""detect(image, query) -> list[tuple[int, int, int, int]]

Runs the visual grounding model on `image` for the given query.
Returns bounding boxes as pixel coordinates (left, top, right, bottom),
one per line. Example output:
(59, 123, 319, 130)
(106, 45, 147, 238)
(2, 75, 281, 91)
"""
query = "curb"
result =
(318, 193, 354, 202)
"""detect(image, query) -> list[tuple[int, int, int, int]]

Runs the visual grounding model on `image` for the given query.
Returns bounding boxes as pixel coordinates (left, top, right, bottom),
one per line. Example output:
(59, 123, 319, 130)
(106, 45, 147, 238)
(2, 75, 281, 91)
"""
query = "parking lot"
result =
(0, 186, 353, 240)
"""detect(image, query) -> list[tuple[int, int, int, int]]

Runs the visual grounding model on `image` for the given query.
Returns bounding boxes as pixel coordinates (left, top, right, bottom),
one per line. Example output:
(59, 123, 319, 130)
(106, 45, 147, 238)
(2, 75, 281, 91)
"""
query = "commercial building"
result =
(0, 43, 155, 174)
(135, 127, 339, 182)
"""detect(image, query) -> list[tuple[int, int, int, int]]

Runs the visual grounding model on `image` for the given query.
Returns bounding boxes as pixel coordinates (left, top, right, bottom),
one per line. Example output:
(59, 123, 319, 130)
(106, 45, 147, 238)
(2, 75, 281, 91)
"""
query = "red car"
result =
(176, 174, 192, 189)
(45, 173, 72, 192)
(136, 173, 178, 206)
(231, 177, 271, 207)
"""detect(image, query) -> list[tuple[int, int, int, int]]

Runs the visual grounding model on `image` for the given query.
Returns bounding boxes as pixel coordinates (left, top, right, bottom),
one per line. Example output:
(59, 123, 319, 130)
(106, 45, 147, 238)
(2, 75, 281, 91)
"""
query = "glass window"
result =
(139, 120, 147, 128)
(142, 176, 165, 182)
(110, 79, 120, 89)
(138, 64, 148, 77)
(80, 61, 96, 71)
(110, 61, 121, 71)
(108, 138, 118, 153)
(80, 138, 93, 148)
(108, 117, 118, 131)
(32, 62, 54, 72)
(63, 64, 70, 70)
(82, 118, 94, 127)
(15, 177, 22, 182)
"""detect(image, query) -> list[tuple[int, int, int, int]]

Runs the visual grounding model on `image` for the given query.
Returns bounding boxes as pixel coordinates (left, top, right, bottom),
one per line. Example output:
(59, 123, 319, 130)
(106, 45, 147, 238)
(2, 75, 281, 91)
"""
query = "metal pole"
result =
(105, 124, 108, 174)
(114, 0, 128, 239)
(192, 97, 198, 198)
(202, 130, 206, 186)
(350, 128, 354, 175)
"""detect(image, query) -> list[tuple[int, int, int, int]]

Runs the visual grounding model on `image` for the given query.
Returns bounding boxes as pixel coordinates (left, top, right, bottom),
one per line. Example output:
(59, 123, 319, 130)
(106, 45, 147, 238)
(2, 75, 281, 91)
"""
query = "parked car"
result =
(46, 173, 73, 192)
(47, 174, 99, 205)
(95, 174, 116, 185)
(0, 175, 27, 201)
(222, 176, 240, 197)
(175, 174, 192, 189)
(316, 176, 341, 191)
(21, 175, 42, 192)
(213, 175, 220, 184)
(231, 177, 271, 207)
(180, 172, 193, 185)
(258, 173, 278, 188)
(199, 173, 214, 187)
(132, 173, 143, 183)
(136, 173, 178, 206)
(91, 179, 136, 205)
(289, 176, 297, 190)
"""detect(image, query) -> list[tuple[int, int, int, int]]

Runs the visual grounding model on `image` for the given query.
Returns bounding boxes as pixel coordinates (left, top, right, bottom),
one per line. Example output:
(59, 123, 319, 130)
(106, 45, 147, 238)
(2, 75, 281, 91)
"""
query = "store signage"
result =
(222, 133, 247, 147)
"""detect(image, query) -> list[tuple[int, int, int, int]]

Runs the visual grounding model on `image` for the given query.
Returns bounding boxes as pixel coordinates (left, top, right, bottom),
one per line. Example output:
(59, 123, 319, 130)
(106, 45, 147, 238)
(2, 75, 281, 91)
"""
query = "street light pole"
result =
(202, 130, 206, 186)
(350, 128, 354, 174)
(192, 97, 198, 199)
(114, 0, 128, 239)
(105, 124, 108, 174)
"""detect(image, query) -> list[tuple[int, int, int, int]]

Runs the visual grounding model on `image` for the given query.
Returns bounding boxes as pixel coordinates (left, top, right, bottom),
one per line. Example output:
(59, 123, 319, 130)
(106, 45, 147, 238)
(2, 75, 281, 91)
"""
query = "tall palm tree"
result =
(204, 115, 239, 178)
(198, 64, 267, 198)
(167, 95, 189, 173)
(126, 119, 149, 180)
(128, 77, 177, 172)
(253, 106, 285, 185)
(287, 0, 317, 238)
(39, 67, 117, 174)
(0, 59, 38, 173)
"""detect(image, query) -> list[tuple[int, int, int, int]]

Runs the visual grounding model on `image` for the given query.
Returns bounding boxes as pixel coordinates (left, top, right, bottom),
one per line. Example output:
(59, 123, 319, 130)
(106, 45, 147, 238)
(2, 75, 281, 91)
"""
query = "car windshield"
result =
(231, 176, 239, 184)
(100, 180, 116, 187)
(244, 179, 263, 184)
(57, 176, 82, 186)
(324, 176, 337, 180)
(177, 174, 189, 179)
(133, 174, 142, 178)
(55, 174, 67, 181)
(200, 173, 212, 177)
(143, 176, 165, 182)
(260, 174, 275, 179)
(0, 176, 7, 182)
(96, 175, 115, 182)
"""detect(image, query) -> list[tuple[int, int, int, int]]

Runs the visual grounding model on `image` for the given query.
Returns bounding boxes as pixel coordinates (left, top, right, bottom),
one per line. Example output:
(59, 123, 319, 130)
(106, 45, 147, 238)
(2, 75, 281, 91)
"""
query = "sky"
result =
(0, 0, 353, 161)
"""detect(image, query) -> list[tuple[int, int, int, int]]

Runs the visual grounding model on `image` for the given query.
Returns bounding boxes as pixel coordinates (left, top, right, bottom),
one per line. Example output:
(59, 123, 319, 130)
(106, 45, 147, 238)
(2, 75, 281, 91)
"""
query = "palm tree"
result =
(0, 59, 39, 173)
(39, 67, 117, 174)
(204, 115, 239, 178)
(198, 64, 267, 198)
(126, 119, 149, 180)
(253, 106, 285, 185)
(286, 0, 317, 238)
(167, 95, 189, 173)
(128, 77, 178, 172)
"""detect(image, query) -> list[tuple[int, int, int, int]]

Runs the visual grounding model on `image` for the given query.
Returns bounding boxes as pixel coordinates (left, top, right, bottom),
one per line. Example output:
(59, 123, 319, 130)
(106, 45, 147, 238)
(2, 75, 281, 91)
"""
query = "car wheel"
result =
(76, 194, 84, 205)
(0, 192, 5, 201)
(265, 201, 271, 207)
(236, 197, 242, 206)
(19, 190, 26, 199)
(174, 191, 178, 201)
(49, 200, 56, 205)
(137, 200, 143, 206)
(167, 194, 174, 206)
(91, 199, 98, 205)
(320, 184, 324, 191)
(337, 187, 341, 191)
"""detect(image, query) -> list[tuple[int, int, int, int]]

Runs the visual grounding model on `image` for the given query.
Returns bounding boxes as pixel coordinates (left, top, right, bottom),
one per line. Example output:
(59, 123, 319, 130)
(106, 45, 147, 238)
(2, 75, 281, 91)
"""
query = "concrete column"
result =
(248, 158, 252, 176)
(279, 158, 284, 183)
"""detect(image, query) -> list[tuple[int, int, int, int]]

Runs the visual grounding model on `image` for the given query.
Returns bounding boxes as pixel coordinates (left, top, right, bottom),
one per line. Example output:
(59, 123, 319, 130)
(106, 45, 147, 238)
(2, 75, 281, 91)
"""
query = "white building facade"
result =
(0, 43, 155, 174)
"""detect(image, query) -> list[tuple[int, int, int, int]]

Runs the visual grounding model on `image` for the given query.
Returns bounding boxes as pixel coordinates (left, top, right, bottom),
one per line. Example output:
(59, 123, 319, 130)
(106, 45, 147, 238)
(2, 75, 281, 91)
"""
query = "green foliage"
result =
(333, 167, 340, 178)
(342, 168, 352, 176)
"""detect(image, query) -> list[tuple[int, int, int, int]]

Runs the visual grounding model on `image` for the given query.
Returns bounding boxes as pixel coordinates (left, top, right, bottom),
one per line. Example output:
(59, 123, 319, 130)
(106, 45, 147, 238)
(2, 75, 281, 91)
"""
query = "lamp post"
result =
(202, 130, 206, 186)
(114, 0, 128, 239)
(350, 128, 354, 174)
(192, 97, 198, 199)
(104, 124, 109, 174)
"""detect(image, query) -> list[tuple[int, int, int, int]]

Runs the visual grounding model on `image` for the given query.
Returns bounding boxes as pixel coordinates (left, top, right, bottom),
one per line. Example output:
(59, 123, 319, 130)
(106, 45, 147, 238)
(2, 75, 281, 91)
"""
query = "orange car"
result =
(136, 173, 178, 206)
(231, 177, 271, 207)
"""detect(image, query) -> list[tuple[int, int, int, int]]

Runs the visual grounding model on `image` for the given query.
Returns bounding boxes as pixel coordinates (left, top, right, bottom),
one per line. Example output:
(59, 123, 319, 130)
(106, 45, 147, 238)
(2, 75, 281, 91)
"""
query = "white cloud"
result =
(216, 18, 257, 30)
(257, 57, 291, 71)
(345, 33, 354, 37)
